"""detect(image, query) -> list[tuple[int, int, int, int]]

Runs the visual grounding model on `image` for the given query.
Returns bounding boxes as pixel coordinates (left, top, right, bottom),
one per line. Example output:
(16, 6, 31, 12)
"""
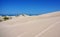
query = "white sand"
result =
(0, 11, 60, 37)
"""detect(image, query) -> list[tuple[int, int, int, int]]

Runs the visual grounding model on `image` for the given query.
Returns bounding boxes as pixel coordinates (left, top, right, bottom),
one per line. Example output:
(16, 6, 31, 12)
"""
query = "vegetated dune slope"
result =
(0, 11, 60, 37)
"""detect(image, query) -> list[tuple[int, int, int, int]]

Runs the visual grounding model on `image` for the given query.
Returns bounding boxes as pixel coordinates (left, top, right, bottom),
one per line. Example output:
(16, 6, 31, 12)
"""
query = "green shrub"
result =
(3, 16, 9, 21)
(0, 20, 2, 22)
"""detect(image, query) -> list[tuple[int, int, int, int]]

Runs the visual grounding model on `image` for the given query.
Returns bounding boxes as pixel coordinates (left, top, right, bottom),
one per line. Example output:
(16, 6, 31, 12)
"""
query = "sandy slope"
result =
(0, 11, 60, 37)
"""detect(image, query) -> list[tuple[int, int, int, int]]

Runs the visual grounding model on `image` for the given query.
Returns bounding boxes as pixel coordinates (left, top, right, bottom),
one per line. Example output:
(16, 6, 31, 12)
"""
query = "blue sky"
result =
(0, 0, 60, 16)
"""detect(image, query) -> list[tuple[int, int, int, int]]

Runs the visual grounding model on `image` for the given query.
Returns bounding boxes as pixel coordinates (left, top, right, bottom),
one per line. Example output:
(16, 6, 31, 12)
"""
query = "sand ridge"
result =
(0, 11, 60, 37)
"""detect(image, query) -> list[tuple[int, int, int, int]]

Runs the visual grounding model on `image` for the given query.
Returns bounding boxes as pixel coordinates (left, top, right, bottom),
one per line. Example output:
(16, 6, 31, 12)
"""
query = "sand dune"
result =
(0, 11, 60, 37)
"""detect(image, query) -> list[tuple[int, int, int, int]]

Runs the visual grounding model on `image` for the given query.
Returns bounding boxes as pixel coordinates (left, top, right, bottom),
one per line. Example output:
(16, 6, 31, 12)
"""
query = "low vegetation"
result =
(0, 16, 12, 22)
(0, 20, 2, 22)
(3, 16, 9, 21)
